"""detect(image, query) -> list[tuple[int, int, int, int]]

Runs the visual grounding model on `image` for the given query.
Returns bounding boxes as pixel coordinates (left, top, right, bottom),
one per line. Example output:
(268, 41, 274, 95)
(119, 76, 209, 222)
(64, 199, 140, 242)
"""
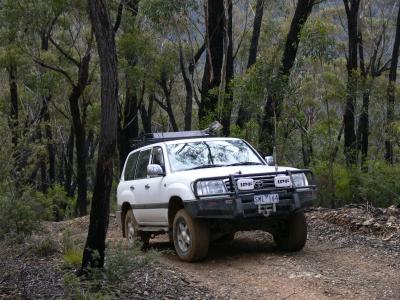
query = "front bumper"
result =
(186, 169, 317, 219)
(184, 188, 316, 219)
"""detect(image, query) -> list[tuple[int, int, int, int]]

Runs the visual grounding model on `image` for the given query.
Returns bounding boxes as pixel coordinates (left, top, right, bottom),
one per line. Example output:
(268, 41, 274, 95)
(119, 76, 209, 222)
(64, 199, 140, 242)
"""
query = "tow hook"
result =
(258, 203, 277, 217)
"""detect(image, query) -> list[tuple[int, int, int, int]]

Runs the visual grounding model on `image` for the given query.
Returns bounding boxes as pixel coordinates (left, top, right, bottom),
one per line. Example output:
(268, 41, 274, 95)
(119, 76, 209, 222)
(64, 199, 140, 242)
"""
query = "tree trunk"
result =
(64, 126, 75, 197)
(357, 91, 369, 171)
(140, 95, 154, 134)
(69, 53, 91, 217)
(43, 97, 56, 186)
(8, 64, 19, 151)
(118, 62, 139, 171)
(385, 4, 400, 164)
(83, 0, 118, 270)
(117, 0, 140, 172)
(343, 0, 360, 167)
(70, 93, 88, 216)
(179, 45, 193, 131)
(199, 0, 224, 126)
(221, 0, 233, 136)
(41, 32, 56, 187)
(237, 0, 264, 128)
(259, 0, 314, 154)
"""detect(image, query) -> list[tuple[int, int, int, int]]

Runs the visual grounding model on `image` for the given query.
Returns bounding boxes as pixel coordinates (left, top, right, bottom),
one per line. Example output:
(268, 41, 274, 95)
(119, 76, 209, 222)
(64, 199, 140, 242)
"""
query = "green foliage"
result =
(313, 159, 400, 208)
(299, 17, 338, 61)
(140, 0, 198, 32)
(61, 229, 83, 269)
(63, 247, 83, 269)
(0, 188, 53, 240)
(35, 185, 75, 221)
(358, 162, 400, 207)
(63, 242, 159, 299)
(230, 120, 260, 149)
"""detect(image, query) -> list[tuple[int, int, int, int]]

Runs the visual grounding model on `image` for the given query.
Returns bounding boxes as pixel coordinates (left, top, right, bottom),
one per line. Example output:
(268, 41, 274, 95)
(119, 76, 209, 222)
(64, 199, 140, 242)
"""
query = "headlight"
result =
(196, 180, 227, 195)
(292, 173, 308, 187)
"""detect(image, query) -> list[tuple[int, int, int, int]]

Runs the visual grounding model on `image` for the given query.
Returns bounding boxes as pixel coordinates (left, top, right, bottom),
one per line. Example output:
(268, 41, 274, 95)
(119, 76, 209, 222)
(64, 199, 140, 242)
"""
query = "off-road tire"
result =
(125, 209, 150, 249)
(173, 209, 209, 262)
(273, 211, 307, 252)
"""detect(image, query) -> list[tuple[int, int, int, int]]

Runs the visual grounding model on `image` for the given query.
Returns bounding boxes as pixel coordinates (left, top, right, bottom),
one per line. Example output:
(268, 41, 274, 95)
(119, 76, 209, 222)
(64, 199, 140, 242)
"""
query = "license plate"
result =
(254, 194, 279, 205)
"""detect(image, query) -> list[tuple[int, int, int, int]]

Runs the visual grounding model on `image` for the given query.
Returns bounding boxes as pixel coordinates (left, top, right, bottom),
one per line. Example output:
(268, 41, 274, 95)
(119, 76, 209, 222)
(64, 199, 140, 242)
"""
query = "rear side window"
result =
(135, 149, 152, 179)
(124, 152, 139, 180)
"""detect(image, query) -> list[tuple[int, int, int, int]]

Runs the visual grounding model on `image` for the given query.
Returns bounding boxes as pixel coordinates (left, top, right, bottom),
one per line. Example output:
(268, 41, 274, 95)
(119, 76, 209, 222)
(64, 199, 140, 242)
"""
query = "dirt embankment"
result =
(1, 205, 400, 299)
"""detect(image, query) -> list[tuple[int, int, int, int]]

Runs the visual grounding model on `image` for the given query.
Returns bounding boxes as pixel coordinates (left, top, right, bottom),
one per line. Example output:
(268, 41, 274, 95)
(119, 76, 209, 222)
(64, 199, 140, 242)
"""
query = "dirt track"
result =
(149, 211, 400, 300)
(1, 208, 399, 299)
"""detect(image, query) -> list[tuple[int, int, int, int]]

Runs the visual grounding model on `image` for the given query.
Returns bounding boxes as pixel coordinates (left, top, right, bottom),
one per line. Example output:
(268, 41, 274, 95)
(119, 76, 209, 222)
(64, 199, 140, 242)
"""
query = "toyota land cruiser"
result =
(116, 131, 317, 261)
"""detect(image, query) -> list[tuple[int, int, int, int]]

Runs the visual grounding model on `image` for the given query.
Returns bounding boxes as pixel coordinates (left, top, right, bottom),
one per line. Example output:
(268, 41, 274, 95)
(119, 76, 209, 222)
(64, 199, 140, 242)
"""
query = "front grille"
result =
(224, 175, 276, 192)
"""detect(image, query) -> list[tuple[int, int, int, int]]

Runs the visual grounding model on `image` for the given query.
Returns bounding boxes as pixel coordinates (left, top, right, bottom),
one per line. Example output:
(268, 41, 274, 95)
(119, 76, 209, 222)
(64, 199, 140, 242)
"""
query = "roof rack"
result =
(130, 121, 223, 150)
(130, 130, 213, 149)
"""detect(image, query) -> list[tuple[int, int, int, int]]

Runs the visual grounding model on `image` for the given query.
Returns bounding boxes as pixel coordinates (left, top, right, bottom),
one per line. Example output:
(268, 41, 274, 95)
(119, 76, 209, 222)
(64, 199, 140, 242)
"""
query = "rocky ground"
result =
(0, 204, 399, 299)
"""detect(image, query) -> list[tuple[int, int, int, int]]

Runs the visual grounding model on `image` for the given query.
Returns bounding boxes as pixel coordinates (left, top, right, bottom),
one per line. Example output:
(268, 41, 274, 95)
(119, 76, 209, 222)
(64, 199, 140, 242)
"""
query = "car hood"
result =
(174, 165, 298, 180)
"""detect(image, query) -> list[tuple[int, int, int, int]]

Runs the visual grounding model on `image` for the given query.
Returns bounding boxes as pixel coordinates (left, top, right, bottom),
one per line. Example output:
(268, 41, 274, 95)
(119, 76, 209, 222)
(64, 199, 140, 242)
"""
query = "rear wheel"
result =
(273, 211, 307, 252)
(173, 209, 209, 262)
(125, 210, 150, 249)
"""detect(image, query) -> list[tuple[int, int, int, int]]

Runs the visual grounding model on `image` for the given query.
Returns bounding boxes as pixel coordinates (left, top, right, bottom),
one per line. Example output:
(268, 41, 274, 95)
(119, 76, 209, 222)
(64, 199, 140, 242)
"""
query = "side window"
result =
(124, 152, 139, 180)
(151, 147, 165, 168)
(135, 149, 152, 180)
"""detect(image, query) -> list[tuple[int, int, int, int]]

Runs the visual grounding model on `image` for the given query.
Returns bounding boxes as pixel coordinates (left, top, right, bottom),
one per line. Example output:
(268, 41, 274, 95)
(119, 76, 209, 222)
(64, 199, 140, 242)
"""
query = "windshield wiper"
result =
(187, 164, 223, 170)
(226, 162, 263, 166)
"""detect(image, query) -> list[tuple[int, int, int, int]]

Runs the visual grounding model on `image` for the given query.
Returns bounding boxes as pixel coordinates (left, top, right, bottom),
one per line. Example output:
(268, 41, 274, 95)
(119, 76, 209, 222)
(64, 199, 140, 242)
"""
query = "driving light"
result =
(291, 173, 308, 187)
(196, 180, 227, 195)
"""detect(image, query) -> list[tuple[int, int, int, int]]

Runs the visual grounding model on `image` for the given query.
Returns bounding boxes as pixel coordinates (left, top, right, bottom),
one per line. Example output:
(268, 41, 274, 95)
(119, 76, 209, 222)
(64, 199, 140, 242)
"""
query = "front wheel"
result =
(173, 209, 209, 262)
(273, 211, 307, 252)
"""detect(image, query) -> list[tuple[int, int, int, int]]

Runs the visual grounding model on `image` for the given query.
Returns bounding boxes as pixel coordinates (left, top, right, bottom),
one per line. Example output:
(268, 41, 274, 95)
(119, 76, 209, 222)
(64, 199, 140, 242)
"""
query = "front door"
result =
(132, 147, 167, 225)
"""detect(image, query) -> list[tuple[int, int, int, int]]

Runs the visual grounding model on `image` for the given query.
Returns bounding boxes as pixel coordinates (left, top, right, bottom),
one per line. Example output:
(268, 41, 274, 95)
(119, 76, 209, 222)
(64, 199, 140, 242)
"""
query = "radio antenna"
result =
(273, 109, 278, 172)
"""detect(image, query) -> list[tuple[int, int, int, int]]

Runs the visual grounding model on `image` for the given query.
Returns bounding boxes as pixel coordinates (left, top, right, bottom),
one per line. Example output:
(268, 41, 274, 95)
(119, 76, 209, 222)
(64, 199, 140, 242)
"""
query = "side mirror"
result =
(265, 155, 274, 166)
(147, 164, 165, 177)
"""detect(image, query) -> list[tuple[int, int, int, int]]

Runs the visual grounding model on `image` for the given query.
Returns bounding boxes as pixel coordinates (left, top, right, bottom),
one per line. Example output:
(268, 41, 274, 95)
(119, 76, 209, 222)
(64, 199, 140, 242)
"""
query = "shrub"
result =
(62, 229, 83, 269)
(63, 248, 83, 269)
(358, 161, 400, 207)
(313, 159, 400, 208)
(35, 185, 75, 221)
(0, 188, 52, 240)
(33, 237, 58, 256)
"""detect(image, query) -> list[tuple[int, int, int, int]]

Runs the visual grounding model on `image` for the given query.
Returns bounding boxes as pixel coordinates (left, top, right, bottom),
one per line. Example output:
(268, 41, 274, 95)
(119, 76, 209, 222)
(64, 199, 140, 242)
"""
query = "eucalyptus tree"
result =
(199, 0, 224, 126)
(237, 0, 265, 129)
(116, 0, 140, 171)
(83, 0, 119, 270)
(385, 3, 400, 164)
(356, 1, 394, 170)
(341, 0, 360, 167)
(260, 0, 315, 155)
(31, 1, 95, 216)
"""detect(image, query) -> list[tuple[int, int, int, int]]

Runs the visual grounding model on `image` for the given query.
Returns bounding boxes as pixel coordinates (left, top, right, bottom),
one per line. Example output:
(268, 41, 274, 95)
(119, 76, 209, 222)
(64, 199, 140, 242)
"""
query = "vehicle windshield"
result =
(166, 139, 263, 172)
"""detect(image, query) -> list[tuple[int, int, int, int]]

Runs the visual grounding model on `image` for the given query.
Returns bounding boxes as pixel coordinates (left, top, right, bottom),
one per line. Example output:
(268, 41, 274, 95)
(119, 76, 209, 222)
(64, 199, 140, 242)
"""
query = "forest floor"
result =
(1, 204, 399, 299)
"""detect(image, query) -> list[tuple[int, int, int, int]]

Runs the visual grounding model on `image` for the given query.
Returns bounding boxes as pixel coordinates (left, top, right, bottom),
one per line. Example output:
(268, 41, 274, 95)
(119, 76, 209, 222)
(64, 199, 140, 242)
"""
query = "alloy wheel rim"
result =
(177, 219, 191, 252)
(127, 218, 135, 245)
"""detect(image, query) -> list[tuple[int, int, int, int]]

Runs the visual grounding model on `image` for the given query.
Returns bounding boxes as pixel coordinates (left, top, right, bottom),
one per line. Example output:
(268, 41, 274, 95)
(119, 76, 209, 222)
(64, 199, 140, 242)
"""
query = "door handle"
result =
(145, 184, 150, 189)
(130, 185, 135, 191)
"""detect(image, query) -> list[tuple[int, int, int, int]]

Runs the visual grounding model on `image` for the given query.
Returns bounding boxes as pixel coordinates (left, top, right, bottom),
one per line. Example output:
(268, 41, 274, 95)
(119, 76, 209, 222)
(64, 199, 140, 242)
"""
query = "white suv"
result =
(116, 132, 316, 261)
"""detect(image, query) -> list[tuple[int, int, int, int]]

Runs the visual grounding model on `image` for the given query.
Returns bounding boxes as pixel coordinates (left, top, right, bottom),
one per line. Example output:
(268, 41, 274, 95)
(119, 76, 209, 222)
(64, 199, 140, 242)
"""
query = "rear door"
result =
(131, 148, 152, 223)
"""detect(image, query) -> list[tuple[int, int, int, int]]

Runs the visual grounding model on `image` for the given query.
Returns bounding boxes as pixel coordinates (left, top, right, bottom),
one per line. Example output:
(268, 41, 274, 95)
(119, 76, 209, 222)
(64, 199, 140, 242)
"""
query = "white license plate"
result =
(254, 194, 279, 205)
